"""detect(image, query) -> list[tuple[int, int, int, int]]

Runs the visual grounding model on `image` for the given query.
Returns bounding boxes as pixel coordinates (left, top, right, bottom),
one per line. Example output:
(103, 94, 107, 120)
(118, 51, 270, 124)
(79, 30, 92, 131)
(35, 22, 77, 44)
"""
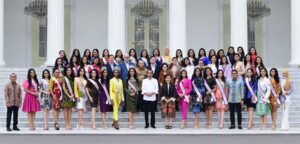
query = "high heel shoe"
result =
(112, 120, 119, 130)
(271, 123, 276, 130)
(54, 123, 60, 130)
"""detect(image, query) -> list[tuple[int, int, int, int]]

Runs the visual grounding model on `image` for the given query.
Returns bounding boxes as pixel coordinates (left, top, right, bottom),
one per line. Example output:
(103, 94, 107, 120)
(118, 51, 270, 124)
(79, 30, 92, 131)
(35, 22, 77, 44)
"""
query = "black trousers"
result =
(136, 92, 144, 112)
(6, 106, 19, 128)
(144, 100, 156, 127)
(229, 103, 242, 126)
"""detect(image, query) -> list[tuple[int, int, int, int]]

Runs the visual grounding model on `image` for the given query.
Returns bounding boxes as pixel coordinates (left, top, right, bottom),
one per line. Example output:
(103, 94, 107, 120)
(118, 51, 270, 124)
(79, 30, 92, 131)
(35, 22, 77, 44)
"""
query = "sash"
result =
(270, 80, 280, 104)
(75, 78, 86, 98)
(88, 79, 99, 92)
(204, 80, 216, 102)
(192, 80, 202, 102)
(141, 57, 148, 66)
(189, 57, 195, 66)
(112, 78, 123, 103)
(179, 81, 190, 103)
(32, 80, 38, 92)
(128, 80, 138, 93)
(64, 77, 75, 101)
(99, 80, 111, 105)
(245, 78, 257, 103)
(258, 80, 267, 104)
(52, 77, 63, 100)
(102, 57, 107, 65)
(215, 79, 228, 105)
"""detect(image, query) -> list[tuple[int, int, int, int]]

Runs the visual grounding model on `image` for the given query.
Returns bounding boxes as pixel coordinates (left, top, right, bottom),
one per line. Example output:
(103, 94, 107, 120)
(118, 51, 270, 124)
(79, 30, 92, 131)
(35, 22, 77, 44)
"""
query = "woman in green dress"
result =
(62, 67, 76, 130)
(124, 68, 140, 129)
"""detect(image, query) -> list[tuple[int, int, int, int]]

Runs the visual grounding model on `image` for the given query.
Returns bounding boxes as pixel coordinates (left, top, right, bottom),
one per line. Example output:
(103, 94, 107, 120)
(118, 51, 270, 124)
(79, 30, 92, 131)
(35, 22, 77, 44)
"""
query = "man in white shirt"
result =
(142, 69, 159, 128)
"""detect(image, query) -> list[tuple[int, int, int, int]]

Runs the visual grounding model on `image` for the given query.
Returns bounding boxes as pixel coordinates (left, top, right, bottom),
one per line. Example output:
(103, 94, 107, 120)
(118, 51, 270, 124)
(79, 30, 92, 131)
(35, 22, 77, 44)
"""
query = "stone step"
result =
(2, 122, 300, 129)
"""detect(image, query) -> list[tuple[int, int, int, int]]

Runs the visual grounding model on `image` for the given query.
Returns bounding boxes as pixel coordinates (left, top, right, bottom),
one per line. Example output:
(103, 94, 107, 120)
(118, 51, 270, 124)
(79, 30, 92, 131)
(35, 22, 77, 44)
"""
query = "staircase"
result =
(0, 67, 299, 129)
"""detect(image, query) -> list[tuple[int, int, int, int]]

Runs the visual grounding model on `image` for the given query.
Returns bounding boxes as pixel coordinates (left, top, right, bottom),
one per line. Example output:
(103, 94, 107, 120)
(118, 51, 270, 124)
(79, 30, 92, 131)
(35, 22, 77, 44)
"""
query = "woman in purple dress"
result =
(99, 67, 111, 128)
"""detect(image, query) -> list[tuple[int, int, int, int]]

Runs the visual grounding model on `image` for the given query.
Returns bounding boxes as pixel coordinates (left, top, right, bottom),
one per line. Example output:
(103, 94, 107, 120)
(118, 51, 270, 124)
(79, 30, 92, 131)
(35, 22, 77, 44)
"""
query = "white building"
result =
(0, 0, 299, 68)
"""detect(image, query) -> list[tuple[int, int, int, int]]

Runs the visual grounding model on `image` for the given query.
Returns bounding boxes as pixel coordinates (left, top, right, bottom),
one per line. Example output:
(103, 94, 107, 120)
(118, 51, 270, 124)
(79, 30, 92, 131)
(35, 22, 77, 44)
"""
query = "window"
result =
(39, 18, 47, 58)
(248, 18, 256, 50)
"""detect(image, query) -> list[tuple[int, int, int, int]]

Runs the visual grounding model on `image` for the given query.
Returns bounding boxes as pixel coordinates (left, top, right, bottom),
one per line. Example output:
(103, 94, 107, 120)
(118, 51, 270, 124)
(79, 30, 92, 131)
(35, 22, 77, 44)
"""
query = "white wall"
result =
(186, 0, 222, 53)
(70, 0, 108, 55)
(264, 0, 291, 67)
(4, 0, 29, 67)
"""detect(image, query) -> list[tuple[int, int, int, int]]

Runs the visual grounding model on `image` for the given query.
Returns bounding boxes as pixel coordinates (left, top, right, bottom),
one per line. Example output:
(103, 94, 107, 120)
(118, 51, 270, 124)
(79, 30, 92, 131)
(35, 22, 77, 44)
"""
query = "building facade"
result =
(0, 0, 299, 68)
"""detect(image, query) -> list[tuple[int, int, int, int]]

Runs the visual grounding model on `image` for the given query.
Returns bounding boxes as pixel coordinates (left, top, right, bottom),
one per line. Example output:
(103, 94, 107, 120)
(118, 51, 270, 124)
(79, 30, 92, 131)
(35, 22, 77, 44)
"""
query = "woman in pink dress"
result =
(176, 69, 192, 129)
(22, 68, 41, 130)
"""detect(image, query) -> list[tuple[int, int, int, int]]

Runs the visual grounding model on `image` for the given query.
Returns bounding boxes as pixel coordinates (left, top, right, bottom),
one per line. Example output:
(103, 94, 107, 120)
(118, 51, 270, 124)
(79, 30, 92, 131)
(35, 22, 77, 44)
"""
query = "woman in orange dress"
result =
(215, 70, 228, 129)
(269, 68, 281, 130)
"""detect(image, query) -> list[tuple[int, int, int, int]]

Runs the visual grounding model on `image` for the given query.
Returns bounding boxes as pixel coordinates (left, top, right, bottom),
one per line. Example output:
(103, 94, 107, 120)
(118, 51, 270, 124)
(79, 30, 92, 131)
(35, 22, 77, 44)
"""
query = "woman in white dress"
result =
(280, 69, 293, 131)
(74, 67, 87, 129)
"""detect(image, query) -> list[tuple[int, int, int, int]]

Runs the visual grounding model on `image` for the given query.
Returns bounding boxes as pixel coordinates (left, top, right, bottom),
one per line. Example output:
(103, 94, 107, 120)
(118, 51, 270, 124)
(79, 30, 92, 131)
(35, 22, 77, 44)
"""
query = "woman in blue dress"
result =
(191, 67, 206, 128)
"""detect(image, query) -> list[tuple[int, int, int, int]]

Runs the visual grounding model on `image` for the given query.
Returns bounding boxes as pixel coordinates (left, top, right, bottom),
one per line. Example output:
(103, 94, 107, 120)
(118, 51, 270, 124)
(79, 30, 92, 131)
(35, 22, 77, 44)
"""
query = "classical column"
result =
(44, 0, 64, 66)
(230, 0, 248, 51)
(289, 0, 300, 66)
(0, 0, 5, 66)
(108, 0, 125, 54)
(169, 0, 186, 57)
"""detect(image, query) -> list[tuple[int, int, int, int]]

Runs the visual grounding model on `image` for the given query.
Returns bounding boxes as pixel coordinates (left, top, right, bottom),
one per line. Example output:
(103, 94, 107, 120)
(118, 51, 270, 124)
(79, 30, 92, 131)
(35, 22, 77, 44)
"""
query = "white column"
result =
(0, 0, 5, 66)
(108, 0, 125, 54)
(169, 0, 187, 57)
(44, 0, 64, 66)
(230, 0, 248, 51)
(289, 0, 300, 66)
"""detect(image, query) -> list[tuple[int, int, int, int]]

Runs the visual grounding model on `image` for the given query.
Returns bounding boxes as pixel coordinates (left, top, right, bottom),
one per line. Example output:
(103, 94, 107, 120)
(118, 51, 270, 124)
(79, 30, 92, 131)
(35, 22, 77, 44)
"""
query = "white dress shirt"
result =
(141, 78, 159, 101)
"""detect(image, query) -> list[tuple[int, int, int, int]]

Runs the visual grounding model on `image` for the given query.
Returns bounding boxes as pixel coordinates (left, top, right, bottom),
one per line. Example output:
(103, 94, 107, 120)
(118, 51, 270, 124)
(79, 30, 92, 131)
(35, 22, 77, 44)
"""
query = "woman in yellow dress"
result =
(109, 66, 124, 130)
(162, 47, 171, 64)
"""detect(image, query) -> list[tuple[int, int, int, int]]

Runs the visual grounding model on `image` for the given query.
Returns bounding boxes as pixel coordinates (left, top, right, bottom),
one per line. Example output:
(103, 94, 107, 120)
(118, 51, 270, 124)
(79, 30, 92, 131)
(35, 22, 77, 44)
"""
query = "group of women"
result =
(21, 47, 293, 131)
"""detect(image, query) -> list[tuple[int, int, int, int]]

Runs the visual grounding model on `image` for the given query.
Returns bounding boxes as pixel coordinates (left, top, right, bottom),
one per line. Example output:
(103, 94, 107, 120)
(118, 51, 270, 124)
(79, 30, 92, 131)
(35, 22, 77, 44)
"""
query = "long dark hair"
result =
(83, 49, 92, 60)
(128, 48, 137, 60)
(237, 46, 245, 59)
(77, 67, 87, 80)
(181, 57, 190, 67)
(54, 57, 64, 68)
(220, 56, 229, 65)
(208, 49, 216, 60)
(259, 67, 268, 78)
(152, 48, 161, 57)
(254, 56, 265, 68)
(102, 49, 110, 57)
(244, 54, 252, 67)
(209, 55, 219, 68)
(270, 68, 280, 84)
(69, 55, 79, 68)
(42, 69, 51, 79)
(216, 70, 225, 83)
(178, 69, 188, 82)
(246, 68, 256, 84)
(80, 56, 89, 67)
(27, 68, 39, 88)
(217, 49, 225, 60)
(64, 67, 74, 79)
(192, 67, 202, 81)
(71, 49, 81, 60)
(59, 50, 69, 66)
(176, 49, 183, 58)
(187, 49, 196, 59)
(198, 48, 207, 58)
(115, 49, 124, 61)
(92, 48, 99, 58)
(126, 68, 139, 84)
(140, 49, 149, 59)
(248, 47, 257, 55)
(100, 69, 109, 84)
(89, 69, 99, 79)
(226, 46, 235, 56)
(204, 67, 213, 79)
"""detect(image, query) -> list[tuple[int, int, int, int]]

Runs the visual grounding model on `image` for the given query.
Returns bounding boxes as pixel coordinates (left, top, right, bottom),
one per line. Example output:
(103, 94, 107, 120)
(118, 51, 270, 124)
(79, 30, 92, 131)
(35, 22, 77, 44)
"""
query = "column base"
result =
(0, 61, 6, 67)
(289, 60, 300, 67)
